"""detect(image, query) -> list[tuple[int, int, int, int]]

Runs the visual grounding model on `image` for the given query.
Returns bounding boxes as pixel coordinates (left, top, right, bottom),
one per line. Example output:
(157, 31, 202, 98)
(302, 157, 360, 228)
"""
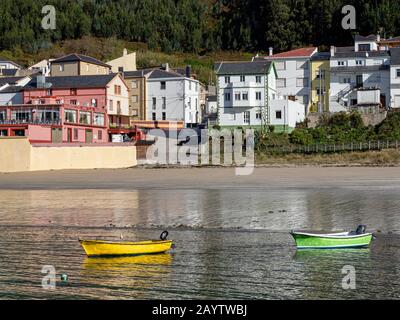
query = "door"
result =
(243, 111, 250, 125)
(356, 75, 363, 88)
(67, 128, 72, 142)
(51, 128, 62, 143)
(380, 94, 386, 107)
(85, 129, 93, 143)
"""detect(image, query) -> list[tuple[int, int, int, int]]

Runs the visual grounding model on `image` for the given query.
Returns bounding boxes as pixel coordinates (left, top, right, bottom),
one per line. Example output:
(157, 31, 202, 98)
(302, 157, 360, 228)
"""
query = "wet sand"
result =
(1, 166, 400, 189)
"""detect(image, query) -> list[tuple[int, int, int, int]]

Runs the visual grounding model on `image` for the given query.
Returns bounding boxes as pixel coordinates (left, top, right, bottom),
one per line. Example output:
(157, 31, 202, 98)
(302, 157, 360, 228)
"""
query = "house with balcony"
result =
(329, 39, 390, 112)
(253, 47, 317, 114)
(215, 61, 305, 131)
(0, 74, 129, 143)
(50, 53, 111, 77)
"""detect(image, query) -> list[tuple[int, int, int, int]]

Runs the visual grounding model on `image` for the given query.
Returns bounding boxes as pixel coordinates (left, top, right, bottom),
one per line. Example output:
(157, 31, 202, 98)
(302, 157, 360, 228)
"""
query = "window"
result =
(256, 76, 262, 83)
(117, 101, 121, 113)
(276, 110, 282, 119)
(46, 89, 52, 96)
(277, 78, 286, 88)
(131, 81, 138, 89)
(59, 64, 64, 72)
(256, 112, 261, 120)
(189, 82, 192, 90)
(98, 130, 102, 140)
(74, 128, 78, 140)
(275, 61, 285, 70)
(109, 99, 113, 111)
(256, 92, 262, 100)
(65, 110, 76, 123)
(70, 100, 77, 105)
(243, 111, 250, 125)
(132, 95, 138, 103)
(86, 64, 89, 72)
(316, 88, 325, 95)
(340, 77, 351, 84)
(228, 113, 236, 121)
(70, 88, 77, 95)
(79, 111, 91, 125)
(152, 112, 156, 121)
(337, 61, 346, 66)
(358, 44, 371, 51)
(356, 60, 364, 66)
(94, 113, 105, 126)
(160, 81, 166, 90)
(162, 97, 166, 109)
(114, 85, 121, 95)
(224, 77, 230, 84)
(242, 92, 248, 101)
(224, 93, 231, 101)
(397, 69, 400, 78)
(0, 110, 6, 122)
(235, 93, 241, 101)
(152, 97, 157, 109)
(92, 99, 98, 107)
(162, 112, 166, 120)
(240, 75, 246, 82)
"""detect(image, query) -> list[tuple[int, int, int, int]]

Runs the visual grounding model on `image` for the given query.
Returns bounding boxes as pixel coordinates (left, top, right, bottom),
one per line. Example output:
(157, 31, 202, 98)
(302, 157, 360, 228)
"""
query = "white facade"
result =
(214, 61, 305, 129)
(146, 73, 200, 126)
(390, 60, 400, 108)
(0, 59, 20, 70)
(330, 47, 390, 110)
(106, 75, 130, 116)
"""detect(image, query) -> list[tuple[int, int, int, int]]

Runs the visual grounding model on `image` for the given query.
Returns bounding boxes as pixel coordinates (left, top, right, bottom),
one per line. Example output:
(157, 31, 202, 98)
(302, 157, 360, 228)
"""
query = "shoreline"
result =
(1, 166, 400, 190)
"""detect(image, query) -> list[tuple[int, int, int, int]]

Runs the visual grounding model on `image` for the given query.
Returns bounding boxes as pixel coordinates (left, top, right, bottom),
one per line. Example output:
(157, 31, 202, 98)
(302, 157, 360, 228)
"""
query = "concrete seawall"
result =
(0, 137, 137, 173)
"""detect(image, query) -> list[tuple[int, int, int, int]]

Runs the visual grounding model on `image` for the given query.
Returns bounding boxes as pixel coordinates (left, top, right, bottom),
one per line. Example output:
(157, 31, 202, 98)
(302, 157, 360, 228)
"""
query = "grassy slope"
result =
(0, 36, 253, 84)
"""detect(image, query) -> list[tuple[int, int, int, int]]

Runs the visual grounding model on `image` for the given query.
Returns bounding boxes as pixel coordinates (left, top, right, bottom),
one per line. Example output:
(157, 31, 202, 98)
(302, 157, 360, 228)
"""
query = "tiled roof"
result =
(123, 69, 153, 78)
(148, 69, 184, 79)
(0, 69, 19, 76)
(0, 76, 25, 86)
(355, 34, 377, 42)
(52, 53, 111, 68)
(260, 47, 317, 59)
(24, 74, 117, 89)
(214, 61, 273, 75)
(310, 52, 331, 61)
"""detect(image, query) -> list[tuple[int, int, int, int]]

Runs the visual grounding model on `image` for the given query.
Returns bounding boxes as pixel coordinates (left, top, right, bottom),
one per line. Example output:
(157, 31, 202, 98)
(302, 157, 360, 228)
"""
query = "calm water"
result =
(0, 188, 400, 299)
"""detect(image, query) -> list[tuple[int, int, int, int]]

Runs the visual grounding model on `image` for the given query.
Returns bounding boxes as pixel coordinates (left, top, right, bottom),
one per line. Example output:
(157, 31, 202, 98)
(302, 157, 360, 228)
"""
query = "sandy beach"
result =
(1, 166, 400, 189)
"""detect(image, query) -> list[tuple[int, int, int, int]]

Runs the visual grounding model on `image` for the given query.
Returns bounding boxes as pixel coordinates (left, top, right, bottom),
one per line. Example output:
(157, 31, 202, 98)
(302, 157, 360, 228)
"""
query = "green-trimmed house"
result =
(214, 61, 304, 132)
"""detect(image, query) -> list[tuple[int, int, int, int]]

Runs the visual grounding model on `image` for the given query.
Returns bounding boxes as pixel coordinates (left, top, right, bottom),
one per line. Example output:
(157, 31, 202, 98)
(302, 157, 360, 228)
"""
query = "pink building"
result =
(0, 74, 129, 143)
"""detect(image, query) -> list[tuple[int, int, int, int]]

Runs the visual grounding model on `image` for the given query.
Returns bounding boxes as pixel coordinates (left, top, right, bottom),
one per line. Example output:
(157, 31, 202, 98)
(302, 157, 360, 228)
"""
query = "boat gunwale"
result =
(79, 239, 173, 246)
(290, 231, 373, 239)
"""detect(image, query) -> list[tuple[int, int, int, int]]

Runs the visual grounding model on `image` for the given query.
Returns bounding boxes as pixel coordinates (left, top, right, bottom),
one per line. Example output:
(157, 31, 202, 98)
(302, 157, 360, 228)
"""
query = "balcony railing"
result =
(0, 119, 62, 125)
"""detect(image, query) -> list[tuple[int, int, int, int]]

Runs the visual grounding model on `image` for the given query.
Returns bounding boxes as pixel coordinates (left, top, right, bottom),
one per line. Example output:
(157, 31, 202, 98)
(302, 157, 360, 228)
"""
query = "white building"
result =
(329, 37, 390, 111)
(389, 47, 400, 108)
(29, 59, 53, 76)
(215, 61, 304, 130)
(146, 68, 201, 127)
(253, 47, 317, 112)
(0, 76, 31, 106)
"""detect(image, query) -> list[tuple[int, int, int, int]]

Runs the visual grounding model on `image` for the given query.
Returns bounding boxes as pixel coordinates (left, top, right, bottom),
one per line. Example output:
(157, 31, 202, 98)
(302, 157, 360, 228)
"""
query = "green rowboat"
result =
(291, 225, 373, 249)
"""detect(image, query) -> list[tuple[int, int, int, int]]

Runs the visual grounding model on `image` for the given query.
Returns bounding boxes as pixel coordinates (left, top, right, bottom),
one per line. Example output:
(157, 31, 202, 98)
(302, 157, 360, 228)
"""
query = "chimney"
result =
(377, 34, 381, 42)
(269, 47, 273, 56)
(186, 65, 191, 78)
(162, 63, 169, 71)
(123, 48, 128, 56)
(330, 46, 335, 57)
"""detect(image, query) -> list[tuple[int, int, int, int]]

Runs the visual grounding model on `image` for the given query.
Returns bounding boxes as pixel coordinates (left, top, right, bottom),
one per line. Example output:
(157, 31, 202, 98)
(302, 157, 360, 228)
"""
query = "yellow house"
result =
(309, 52, 330, 113)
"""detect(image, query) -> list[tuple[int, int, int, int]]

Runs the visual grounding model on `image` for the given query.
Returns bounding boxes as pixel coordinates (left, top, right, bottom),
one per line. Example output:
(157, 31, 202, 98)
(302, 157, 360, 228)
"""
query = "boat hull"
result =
(79, 239, 173, 257)
(291, 232, 372, 249)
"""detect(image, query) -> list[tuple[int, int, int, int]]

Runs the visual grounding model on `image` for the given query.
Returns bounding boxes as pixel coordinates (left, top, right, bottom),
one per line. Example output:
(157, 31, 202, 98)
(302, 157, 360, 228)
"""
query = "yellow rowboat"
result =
(79, 231, 173, 257)
(79, 239, 173, 257)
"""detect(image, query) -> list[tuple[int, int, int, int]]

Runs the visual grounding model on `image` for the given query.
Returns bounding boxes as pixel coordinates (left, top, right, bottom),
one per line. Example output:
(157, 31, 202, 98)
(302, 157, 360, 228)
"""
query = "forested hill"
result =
(1, 0, 400, 54)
